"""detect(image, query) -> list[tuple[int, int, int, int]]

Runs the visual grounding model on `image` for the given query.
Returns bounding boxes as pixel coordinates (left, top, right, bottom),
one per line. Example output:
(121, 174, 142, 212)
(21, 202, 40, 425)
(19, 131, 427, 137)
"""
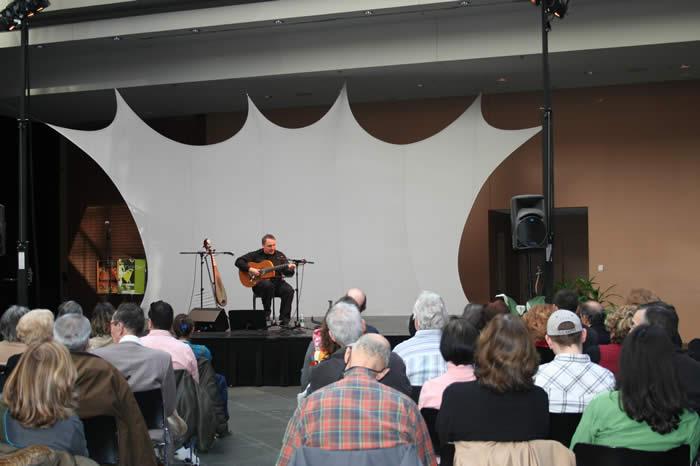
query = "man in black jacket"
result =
(306, 300, 412, 398)
(235, 234, 296, 325)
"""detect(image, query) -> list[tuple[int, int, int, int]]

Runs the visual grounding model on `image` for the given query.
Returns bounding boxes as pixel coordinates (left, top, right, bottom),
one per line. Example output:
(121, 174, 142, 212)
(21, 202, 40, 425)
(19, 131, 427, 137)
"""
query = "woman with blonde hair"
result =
(2, 309, 55, 390)
(0, 341, 88, 456)
(598, 304, 637, 376)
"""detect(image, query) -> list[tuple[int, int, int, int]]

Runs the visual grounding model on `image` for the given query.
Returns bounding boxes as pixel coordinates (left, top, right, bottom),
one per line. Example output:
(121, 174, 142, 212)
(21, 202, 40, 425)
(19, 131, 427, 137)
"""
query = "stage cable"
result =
(187, 253, 197, 312)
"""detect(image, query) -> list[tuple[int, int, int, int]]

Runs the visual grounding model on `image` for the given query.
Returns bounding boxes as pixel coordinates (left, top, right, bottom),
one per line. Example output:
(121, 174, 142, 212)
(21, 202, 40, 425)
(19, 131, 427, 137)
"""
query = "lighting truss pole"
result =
(539, 2, 555, 302)
(16, 18, 30, 306)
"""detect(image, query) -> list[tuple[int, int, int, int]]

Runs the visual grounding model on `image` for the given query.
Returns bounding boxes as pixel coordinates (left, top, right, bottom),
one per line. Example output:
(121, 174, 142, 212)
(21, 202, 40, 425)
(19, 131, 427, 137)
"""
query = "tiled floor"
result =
(197, 386, 301, 466)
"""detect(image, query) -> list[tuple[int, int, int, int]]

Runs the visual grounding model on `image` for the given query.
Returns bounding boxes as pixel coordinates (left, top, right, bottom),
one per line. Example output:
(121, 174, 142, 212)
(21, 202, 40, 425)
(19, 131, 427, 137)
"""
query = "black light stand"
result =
(16, 20, 30, 307)
(532, 0, 570, 301)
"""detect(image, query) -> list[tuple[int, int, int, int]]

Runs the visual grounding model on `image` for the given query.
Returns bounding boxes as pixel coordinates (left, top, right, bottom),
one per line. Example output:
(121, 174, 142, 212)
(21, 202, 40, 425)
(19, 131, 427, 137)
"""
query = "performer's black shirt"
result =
(235, 248, 294, 278)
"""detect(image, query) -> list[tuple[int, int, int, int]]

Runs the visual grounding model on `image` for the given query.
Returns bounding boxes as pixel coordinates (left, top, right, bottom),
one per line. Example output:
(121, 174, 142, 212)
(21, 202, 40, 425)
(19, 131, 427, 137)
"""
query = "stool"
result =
(253, 292, 279, 323)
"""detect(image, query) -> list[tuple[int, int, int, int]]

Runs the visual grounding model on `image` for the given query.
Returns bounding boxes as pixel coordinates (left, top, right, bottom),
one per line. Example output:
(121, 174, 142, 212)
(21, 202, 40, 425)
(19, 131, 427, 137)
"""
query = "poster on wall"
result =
(97, 258, 147, 294)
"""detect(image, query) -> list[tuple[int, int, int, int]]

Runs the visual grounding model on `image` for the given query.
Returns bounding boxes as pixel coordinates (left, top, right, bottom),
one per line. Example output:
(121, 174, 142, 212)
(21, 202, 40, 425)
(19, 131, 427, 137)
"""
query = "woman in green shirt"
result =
(571, 324, 700, 461)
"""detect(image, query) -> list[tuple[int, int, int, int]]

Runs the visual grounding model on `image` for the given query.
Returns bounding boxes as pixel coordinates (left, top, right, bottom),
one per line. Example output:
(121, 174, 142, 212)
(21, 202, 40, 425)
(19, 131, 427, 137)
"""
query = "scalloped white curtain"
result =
(50, 88, 539, 316)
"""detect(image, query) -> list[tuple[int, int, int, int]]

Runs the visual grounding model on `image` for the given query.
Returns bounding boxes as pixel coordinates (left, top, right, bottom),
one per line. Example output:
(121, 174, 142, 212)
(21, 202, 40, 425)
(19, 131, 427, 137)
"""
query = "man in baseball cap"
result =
(535, 309, 615, 413)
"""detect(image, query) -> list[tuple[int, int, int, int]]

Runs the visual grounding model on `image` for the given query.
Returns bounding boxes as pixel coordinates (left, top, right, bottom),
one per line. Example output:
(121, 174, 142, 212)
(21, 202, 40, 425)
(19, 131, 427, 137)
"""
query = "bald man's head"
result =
(346, 288, 367, 312)
(344, 333, 390, 376)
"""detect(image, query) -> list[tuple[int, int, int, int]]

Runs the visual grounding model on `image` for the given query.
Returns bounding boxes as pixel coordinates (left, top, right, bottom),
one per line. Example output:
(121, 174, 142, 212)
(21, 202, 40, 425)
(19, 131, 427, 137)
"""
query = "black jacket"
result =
(235, 248, 294, 278)
(307, 348, 412, 398)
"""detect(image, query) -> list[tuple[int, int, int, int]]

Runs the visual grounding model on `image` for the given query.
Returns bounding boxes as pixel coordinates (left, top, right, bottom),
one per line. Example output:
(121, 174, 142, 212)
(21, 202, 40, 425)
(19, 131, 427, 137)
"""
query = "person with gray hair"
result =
(54, 314, 92, 352)
(394, 291, 449, 386)
(307, 301, 411, 397)
(278, 332, 437, 466)
(57, 300, 84, 317)
(56, 313, 159, 465)
(0, 305, 29, 365)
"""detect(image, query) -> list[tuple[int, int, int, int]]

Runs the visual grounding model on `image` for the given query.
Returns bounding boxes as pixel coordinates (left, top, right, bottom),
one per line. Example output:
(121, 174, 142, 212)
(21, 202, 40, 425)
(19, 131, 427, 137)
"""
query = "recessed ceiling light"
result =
(364, 10, 373, 16)
(274, 19, 284, 24)
(36, 44, 44, 49)
(496, 77, 508, 83)
(264, 95, 272, 100)
(584, 70, 594, 76)
(113, 36, 121, 41)
(416, 83, 424, 88)
(191, 28, 200, 33)
(459, 0, 471, 5)
(680, 64, 690, 70)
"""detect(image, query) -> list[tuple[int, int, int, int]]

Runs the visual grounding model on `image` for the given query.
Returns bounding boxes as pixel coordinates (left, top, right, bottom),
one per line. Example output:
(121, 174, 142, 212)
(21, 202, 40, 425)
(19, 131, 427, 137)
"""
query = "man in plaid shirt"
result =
(535, 310, 616, 413)
(277, 333, 437, 466)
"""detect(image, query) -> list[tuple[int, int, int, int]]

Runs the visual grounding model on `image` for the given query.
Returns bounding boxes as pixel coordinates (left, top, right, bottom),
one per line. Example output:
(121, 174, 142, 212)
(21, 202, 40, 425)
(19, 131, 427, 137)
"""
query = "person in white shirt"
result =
(535, 310, 615, 413)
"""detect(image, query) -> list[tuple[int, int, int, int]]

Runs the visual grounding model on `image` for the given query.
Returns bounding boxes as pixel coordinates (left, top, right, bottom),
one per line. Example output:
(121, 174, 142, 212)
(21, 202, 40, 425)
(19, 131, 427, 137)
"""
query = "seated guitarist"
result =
(235, 234, 296, 326)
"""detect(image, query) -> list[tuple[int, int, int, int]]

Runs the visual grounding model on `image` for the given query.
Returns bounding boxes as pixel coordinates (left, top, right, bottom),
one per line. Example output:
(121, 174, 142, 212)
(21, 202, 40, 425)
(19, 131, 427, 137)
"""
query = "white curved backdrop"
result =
(50, 88, 539, 316)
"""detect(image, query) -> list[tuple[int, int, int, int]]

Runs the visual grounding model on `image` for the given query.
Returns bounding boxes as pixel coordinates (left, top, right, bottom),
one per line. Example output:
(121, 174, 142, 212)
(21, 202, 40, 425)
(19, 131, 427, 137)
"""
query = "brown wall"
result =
(165, 80, 700, 340)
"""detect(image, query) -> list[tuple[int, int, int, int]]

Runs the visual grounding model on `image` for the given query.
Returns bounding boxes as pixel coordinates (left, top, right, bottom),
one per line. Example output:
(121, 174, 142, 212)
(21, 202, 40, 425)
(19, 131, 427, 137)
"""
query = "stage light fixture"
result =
(530, 0, 570, 19)
(0, 0, 51, 31)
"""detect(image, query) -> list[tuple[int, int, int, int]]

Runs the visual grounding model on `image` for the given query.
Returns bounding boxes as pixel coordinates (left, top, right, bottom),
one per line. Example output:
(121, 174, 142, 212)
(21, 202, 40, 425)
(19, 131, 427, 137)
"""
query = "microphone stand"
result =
(288, 259, 314, 329)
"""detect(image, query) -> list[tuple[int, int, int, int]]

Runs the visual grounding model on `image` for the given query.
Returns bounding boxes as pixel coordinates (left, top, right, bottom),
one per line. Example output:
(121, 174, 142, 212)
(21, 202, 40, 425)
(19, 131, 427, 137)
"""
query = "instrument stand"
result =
(180, 249, 234, 310)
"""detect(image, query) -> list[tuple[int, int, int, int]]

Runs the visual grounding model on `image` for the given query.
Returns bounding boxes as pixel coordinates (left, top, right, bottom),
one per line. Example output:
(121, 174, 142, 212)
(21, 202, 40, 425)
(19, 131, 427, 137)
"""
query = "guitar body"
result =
(239, 260, 286, 288)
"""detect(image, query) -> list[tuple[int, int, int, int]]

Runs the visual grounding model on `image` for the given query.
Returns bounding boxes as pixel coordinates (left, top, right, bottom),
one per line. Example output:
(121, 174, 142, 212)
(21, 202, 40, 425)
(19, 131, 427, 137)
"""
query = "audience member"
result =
(173, 313, 212, 360)
(300, 307, 339, 389)
(277, 334, 437, 466)
(141, 300, 199, 383)
(54, 314, 157, 466)
(624, 287, 659, 306)
(634, 302, 700, 412)
(535, 310, 615, 413)
(92, 303, 179, 429)
(307, 301, 411, 397)
(0, 305, 29, 365)
(598, 305, 636, 376)
(437, 314, 548, 466)
(553, 288, 580, 313)
(462, 303, 486, 332)
(345, 288, 379, 334)
(570, 325, 700, 461)
(3, 309, 55, 386)
(418, 317, 477, 410)
(57, 300, 83, 317)
(88, 301, 114, 350)
(579, 300, 609, 344)
(393, 291, 448, 386)
(1, 341, 88, 456)
(523, 303, 557, 363)
(481, 299, 509, 326)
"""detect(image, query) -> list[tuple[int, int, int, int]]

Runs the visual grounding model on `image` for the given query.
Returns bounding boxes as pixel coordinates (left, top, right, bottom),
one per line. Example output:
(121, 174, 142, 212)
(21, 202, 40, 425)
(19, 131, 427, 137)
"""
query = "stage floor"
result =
(191, 315, 410, 387)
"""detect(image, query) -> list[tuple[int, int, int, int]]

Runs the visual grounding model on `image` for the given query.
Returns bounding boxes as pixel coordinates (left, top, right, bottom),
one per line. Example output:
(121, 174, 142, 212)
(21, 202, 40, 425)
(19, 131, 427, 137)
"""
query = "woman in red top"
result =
(599, 304, 637, 376)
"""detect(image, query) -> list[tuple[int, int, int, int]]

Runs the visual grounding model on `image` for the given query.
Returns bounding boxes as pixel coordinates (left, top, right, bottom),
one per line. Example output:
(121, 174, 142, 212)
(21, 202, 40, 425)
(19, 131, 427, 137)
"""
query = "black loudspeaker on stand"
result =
(511, 195, 547, 250)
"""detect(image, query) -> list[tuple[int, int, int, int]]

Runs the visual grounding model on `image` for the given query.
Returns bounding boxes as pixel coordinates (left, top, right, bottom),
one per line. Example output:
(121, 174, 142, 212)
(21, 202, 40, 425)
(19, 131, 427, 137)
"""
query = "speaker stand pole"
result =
(16, 20, 30, 307)
(539, 2, 555, 301)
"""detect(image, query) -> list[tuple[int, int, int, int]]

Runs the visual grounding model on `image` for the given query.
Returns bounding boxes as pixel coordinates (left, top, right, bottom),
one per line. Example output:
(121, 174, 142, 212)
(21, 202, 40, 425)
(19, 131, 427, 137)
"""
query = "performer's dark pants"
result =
(253, 279, 294, 322)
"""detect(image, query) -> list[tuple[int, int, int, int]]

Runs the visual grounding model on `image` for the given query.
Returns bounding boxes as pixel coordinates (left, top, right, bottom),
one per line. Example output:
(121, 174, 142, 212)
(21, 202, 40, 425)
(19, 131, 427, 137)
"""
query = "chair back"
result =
(548, 412, 582, 446)
(410, 385, 422, 404)
(420, 408, 440, 456)
(82, 415, 119, 465)
(289, 444, 422, 466)
(573, 443, 690, 466)
(133, 388, 165, 430)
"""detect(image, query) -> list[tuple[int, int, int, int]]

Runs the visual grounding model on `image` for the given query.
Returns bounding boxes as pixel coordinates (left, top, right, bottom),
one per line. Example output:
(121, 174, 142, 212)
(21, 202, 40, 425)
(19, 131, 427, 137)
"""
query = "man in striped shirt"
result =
(277, 333, 437, 466)
(393, 291, 449, 386)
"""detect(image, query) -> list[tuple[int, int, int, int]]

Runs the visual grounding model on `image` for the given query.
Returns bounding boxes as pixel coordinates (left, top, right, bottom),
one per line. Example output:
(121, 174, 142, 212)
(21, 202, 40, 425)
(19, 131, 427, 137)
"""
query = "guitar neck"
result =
(261, 264, 289, 274)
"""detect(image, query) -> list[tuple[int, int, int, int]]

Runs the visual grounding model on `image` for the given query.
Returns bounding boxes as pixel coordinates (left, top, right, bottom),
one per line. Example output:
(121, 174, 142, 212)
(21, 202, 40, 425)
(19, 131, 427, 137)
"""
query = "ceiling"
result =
(0, 0, 697, 127)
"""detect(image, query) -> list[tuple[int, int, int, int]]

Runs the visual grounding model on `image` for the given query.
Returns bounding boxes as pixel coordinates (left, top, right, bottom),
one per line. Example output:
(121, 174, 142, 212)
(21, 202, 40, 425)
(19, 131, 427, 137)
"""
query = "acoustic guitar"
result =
(203, 238, 228, 307)
(239, 260, 290, 288)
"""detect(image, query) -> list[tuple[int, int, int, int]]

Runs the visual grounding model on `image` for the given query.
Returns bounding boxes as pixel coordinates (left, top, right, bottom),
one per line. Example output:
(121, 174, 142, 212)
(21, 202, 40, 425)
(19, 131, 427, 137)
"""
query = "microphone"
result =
(288, 258, 315, 264)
